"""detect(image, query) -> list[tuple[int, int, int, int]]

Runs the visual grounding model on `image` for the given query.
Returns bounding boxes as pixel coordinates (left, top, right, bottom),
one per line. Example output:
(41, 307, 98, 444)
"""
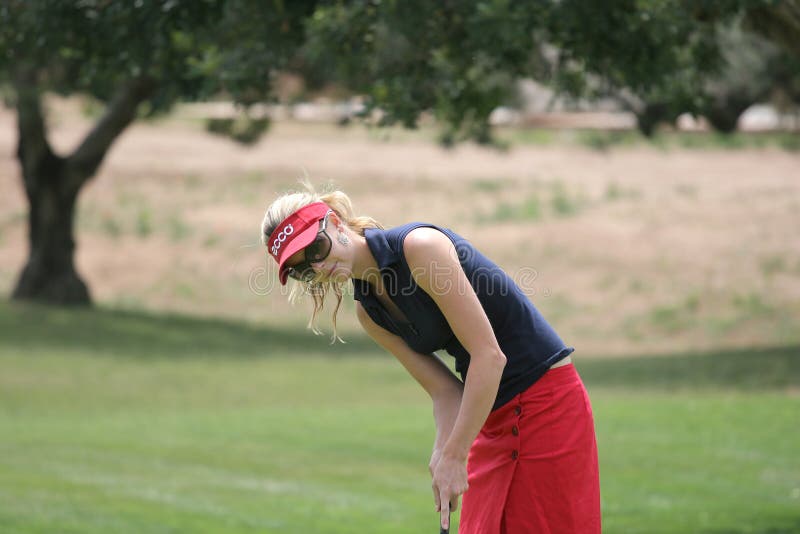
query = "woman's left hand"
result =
(432, 453, 468, 530)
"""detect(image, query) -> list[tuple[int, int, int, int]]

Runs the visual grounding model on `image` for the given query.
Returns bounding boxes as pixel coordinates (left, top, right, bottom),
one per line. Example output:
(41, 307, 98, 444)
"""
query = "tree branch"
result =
(745, 2, 800, 58)
(66, 76, 156, 191)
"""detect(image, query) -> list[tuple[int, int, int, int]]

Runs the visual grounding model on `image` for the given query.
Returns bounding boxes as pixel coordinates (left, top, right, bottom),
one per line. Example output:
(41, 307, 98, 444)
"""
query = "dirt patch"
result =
(1, 97, 799, 356)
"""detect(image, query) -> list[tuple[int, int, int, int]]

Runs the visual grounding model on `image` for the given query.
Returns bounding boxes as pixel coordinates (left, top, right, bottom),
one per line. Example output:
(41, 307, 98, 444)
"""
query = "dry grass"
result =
(1, 96, 799, 356)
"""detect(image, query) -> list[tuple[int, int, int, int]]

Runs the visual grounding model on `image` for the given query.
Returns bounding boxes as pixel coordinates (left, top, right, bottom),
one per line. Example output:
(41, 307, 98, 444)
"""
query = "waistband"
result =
(535, 360, 582, 389)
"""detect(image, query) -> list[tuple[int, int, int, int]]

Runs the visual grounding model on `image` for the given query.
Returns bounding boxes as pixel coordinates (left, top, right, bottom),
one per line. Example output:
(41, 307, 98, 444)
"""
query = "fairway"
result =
(0, 302, 798, 533)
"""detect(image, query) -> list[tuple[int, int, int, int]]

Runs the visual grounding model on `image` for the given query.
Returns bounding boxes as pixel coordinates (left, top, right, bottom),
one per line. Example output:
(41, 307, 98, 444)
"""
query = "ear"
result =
(329, 211, 346, 231)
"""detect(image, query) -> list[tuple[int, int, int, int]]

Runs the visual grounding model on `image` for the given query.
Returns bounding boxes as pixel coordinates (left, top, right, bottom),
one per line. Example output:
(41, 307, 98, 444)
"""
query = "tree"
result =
(0, 0, 315, 304)
(303, 1, 549, 144)
(302, 1, 798, 138)
(558, 0, 800, 134)
(302, 1, 720, 139)
(701, 23, 786, 133)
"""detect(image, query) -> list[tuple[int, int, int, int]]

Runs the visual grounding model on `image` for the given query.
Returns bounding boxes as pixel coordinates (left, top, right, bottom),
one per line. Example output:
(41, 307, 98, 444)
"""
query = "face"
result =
(284, 211, 352, 284)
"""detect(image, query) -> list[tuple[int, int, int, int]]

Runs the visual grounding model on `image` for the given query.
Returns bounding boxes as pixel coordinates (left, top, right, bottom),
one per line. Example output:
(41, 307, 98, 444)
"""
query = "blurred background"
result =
(1, 2, 798, 533)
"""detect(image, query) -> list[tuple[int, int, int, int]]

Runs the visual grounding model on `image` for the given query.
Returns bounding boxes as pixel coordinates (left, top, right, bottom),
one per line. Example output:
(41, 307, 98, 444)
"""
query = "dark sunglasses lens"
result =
(305, 234, 331, 262)
(286, 218, 332, 282)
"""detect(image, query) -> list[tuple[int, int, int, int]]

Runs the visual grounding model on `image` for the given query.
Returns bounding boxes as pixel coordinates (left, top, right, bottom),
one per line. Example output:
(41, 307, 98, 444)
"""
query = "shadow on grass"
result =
(2, 301, 798, 390)
(579, 345, 800, 391)
(0, 300, 377, 359)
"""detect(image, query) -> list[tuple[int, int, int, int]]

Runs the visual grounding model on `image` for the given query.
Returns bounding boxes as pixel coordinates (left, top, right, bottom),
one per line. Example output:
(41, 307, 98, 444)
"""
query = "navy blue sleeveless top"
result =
(352, 223, 574, 410)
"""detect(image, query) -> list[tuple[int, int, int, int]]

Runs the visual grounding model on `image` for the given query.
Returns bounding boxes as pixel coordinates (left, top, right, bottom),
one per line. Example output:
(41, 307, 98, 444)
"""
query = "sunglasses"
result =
(286, 210, 334, 282)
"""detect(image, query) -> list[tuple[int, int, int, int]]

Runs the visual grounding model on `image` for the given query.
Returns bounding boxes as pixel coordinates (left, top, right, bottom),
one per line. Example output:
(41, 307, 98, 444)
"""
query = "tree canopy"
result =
(302, 0, 799, 139)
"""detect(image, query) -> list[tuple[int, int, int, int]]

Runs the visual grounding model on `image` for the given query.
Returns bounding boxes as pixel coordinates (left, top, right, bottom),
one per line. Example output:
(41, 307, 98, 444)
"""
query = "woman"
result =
(261, 184, 601, 533)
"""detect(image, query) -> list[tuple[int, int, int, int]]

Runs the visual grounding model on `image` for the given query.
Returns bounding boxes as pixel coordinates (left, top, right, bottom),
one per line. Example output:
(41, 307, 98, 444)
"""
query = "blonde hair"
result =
(261, 181, 382, 342)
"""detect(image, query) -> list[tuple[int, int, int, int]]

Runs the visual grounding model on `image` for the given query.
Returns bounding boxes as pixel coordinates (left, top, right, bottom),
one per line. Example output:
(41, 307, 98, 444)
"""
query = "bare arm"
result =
(403, 227, 507, 529)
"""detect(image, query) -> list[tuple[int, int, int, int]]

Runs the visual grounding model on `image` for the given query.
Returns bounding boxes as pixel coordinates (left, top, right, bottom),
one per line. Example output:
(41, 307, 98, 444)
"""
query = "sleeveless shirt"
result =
(352, 223, 574, 410)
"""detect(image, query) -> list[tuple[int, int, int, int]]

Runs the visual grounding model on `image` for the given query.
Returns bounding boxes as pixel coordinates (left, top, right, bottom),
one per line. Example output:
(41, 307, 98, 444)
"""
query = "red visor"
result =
(267, 202, 331, 285)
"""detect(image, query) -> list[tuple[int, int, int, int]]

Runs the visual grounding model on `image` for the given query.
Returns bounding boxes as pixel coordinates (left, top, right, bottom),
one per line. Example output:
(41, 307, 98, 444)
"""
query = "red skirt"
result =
(459, 364, 601, 534)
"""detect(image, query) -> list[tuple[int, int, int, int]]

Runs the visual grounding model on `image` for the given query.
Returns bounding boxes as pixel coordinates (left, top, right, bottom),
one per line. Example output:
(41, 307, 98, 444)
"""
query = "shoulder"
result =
(402, 227, 463, 294)
(403, 226, 461, 273)
(402, 226, 454, 257)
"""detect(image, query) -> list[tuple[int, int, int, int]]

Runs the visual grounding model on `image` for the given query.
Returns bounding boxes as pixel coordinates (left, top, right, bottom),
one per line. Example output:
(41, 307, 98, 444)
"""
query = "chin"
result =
(330, 265, 351, 282)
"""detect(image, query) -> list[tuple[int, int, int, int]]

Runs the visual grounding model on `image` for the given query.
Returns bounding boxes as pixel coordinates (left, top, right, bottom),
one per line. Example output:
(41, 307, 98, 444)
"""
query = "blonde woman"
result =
(261, 185, 600, 533)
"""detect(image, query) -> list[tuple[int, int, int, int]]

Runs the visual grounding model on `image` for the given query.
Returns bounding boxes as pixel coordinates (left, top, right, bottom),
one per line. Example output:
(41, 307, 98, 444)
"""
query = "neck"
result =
(350, 232, 380, 283)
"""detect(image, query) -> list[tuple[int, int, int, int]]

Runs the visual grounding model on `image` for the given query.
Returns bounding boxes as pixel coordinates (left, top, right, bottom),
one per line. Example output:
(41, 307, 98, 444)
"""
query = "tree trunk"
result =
(12, 154, 90, 304)
(703, 96, 756, 134)
(11, 68, 154, 305)
(635, 103, 679, 138)
(704, 106, 744, 134)
(10, 67, 89, 304)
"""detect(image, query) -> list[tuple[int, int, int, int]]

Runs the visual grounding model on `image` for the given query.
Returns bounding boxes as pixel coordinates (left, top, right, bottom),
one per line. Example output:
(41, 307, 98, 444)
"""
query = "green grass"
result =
(167, 214, 192, 242)
(469, 178, 507, 193)
(480, 194, 542, 223)
(550, 180, 583, 217)
(760, 255, 789, 279)
(0, 301, 798, 533)
(477, 180, 592, 224)
(136, 207, 154, 238)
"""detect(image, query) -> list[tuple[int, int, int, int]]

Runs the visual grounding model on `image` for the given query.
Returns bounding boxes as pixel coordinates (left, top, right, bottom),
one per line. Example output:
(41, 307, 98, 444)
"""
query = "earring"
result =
(337, 231, 350, 245)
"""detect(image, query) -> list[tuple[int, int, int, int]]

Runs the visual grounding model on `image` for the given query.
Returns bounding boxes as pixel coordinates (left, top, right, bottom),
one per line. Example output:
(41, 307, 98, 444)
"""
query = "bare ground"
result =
(1, 97, 798, 356)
